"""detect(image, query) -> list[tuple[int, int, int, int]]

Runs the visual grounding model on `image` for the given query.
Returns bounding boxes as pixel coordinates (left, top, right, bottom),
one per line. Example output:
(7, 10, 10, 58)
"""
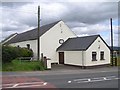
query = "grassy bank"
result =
(111, 57, 120, 66)
(2, 59, 45, 71)
(117, 57, 120, 66)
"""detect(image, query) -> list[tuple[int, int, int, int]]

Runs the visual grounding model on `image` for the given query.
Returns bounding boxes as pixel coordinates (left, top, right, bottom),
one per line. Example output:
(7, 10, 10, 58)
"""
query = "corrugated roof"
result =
(5, 20, 60, 44)
(57, 35, 103, 51)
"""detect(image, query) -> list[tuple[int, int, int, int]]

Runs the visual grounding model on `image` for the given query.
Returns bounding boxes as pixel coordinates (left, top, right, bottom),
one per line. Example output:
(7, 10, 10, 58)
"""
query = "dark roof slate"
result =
(57, 35, 107, 51)
(1, 33, 18, 43)
(5, 20, 60, 44)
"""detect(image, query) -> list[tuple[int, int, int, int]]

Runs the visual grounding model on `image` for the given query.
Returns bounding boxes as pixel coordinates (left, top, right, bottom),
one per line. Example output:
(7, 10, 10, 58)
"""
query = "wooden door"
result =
(59, 52, 64, 64)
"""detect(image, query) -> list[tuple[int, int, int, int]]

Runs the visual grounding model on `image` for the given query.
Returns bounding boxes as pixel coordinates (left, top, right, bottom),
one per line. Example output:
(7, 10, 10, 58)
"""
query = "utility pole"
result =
(37, 6, 40, 60)
(110, 18, 113, 66)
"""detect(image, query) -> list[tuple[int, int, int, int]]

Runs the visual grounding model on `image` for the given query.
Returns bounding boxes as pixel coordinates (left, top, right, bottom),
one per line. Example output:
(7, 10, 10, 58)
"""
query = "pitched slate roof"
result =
(57, 35, 108, 51)
(1, 33, 18, 43)
(5, 20, 60, 44)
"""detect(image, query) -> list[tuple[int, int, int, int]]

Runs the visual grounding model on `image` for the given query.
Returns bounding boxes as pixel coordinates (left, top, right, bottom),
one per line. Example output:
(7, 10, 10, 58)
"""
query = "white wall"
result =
(64, 51, 84, 66)
(10, 40, 38, 59)
(85, 37, 110, 66)
(41, 21, 76, 63)
(9, 21, 76, 62)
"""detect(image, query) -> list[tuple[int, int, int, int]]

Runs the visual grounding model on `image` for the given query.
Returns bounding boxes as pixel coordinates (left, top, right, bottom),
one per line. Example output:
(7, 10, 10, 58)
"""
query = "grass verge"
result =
(117, 57, 120, 66)
(2, 59, 45, 71)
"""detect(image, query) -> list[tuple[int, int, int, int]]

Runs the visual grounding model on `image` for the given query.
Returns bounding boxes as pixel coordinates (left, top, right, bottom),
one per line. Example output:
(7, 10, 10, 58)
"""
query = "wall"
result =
(85, 37, 110, 66)
(10, 40, 38, 59)
(64, 51, 84, 66)
(41, 21, 76, 63)
(9, 21, 76, 62)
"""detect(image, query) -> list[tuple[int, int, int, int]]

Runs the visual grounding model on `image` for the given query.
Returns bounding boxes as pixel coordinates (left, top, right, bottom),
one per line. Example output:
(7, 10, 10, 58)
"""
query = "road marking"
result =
(3, 81, 45, 86)
(74, 78, 88, 81)
(68, 81, 72, 83)
(43, 82, 47, 85)
(88, 79, 91, 81)
(103, 77, 107, 80)
(68, 75, 119, 84)
(2, 81, 47, 89)
(12, 84, 19, 87)
(4, 84, 46, 88)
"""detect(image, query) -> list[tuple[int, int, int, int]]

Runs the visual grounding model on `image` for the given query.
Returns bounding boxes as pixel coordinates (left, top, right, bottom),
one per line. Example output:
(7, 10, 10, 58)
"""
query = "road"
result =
(37, 71, 118, 88)
(2, 66, 119, 89)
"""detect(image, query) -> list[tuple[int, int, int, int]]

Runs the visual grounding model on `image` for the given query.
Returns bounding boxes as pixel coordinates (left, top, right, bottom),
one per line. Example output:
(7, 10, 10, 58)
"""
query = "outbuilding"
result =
(57, 35, 110, 67)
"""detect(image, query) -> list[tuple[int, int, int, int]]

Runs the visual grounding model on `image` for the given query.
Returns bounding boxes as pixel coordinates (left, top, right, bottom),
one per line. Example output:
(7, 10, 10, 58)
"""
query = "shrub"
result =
(2, 45, 33, 64)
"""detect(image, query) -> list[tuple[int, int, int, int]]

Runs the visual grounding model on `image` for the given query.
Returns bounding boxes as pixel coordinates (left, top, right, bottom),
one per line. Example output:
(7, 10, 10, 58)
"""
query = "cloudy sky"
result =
(0, 0, 119, 46)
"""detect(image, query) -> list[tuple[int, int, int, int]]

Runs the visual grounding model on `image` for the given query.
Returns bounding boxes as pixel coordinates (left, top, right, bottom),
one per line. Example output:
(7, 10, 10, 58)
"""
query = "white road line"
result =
(68, 81, 72, 83)
(77, 77, 119, 83)
(2, 82, 48, 89)
(103, 77, 107, 80)
(12, 84, 19, 88)
(3, 81, 45, 86)
(74, 78, 88, 81)
(3, 84, 46, 88)
(88, 79, 91, 81)
(92, 77, 102, 79)
(43, 82, 47, 85)
(69, 75, 119, 84)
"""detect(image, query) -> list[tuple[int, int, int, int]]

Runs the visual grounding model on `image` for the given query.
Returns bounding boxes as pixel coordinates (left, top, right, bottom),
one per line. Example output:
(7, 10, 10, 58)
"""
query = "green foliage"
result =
(117, 57, 120, 66)
(111, 57, 120, 66)
(2, 45, 33, 64)
(2, 59, 45, 71)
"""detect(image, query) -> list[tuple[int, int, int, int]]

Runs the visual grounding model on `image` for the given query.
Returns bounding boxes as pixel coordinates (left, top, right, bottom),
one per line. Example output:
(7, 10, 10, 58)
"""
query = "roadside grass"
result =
(117, 57, 120, 66)
(2, 59, 45, 71)
(111, 57, 120, 66)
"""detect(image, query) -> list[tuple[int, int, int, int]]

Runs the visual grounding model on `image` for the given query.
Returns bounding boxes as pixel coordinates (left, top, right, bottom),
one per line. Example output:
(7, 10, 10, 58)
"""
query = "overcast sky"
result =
(0, 0, 119, 46)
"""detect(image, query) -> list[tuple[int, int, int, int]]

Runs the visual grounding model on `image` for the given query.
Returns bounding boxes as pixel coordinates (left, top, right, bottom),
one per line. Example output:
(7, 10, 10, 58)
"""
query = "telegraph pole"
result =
(37, 6, 40, 60)
(110, 18, 113, 66)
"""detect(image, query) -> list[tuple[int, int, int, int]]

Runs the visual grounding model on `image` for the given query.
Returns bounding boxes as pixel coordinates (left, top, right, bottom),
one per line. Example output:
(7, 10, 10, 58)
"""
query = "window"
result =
(92, 52, 97, 61)
(59, 39, 64, 44)
(17, 45, 20, 47)
(100, 51, 104, 60)
(26, 44, 30, 49)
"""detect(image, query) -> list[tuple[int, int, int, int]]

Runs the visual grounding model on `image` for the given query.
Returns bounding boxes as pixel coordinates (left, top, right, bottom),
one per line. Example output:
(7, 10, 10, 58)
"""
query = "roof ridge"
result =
(69, 34, 100, 39)
(18, 20, 61, 35)
(4, 20, 61, 44)
(79, 34, 100, 38)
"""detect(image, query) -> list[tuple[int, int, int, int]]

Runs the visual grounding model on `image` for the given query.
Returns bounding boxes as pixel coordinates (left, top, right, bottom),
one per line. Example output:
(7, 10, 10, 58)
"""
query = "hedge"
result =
(2, 45, 33, 63)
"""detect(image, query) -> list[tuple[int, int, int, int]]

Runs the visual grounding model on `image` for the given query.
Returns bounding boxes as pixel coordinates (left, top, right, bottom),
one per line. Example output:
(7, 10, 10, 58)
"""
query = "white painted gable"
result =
(85, 36, 110, 66)
(40, 21, 76, 63)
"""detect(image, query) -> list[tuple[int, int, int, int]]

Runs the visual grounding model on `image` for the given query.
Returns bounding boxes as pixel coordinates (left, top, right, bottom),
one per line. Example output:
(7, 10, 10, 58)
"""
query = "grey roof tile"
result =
(57, 35, 108, 51)
(5, 20, 60, 44)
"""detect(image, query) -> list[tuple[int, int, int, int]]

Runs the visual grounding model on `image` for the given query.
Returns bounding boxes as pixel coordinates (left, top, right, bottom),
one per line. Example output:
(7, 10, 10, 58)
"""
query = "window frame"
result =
(100, 51, 105, 60)
(92, 52, 97, 61)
